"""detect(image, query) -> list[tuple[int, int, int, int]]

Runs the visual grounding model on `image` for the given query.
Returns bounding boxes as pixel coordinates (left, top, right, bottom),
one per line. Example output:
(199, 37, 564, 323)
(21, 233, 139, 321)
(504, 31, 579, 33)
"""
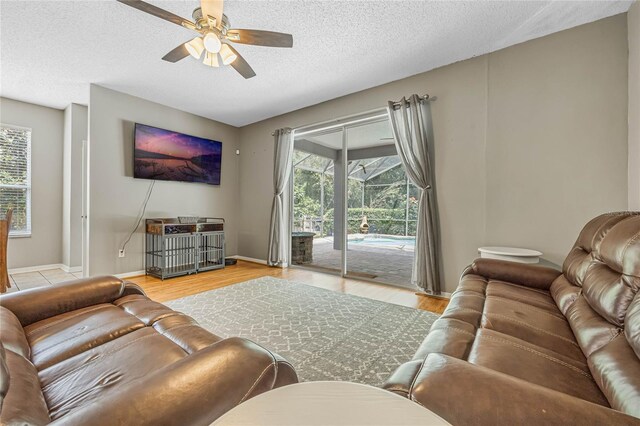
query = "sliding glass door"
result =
(290, 113, 415, 289)
(344, 120, 415, 288)
(291, 128, 343, 273)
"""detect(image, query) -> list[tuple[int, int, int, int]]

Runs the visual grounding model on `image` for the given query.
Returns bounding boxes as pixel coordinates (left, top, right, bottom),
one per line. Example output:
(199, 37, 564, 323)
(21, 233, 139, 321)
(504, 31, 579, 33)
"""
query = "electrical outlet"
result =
(118, 249, 125, 258)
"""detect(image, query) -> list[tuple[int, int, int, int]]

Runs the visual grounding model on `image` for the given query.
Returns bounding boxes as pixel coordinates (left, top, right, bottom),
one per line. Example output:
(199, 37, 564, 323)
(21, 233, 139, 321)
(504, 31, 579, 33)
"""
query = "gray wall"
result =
(238, 15, 629, 293)
(484, 14, 629, 262)
(629, 2, 640, 210)
(62, 104, 87, 269)
(1, 97, 64, 269)
(88, 85, 241, 276)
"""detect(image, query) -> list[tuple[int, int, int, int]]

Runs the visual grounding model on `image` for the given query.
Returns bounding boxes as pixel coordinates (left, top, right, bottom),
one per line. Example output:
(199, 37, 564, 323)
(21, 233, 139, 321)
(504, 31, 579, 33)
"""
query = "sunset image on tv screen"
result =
(134, 123, 222, 185)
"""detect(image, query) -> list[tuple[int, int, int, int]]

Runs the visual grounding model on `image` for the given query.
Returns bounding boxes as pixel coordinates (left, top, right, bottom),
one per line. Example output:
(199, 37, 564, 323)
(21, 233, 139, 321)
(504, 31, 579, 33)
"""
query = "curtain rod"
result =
(271, 94, 431, 136)
(271, 128, 293, 136)
(271, 107, 388, 136)
(389, 94, 430, 108)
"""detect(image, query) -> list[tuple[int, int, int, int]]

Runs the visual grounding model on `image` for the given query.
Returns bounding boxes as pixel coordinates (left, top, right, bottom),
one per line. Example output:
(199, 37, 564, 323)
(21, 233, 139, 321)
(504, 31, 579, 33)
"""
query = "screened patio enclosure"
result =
(293, 151, 420, 238)
(291, 120, 417, 288)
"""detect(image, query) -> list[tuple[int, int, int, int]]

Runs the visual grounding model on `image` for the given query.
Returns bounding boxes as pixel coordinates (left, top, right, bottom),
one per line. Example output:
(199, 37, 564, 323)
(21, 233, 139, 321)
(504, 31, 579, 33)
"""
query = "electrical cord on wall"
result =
(121, 181, 155, 253)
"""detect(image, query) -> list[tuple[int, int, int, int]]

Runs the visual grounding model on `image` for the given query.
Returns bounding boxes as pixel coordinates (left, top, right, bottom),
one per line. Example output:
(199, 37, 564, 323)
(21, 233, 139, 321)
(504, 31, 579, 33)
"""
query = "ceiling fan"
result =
(116, 0, 293, 79)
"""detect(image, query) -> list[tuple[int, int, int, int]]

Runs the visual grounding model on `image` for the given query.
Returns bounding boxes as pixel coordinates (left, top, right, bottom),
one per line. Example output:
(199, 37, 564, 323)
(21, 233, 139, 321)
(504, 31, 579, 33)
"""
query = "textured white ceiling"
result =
(0, 0, 632, 126)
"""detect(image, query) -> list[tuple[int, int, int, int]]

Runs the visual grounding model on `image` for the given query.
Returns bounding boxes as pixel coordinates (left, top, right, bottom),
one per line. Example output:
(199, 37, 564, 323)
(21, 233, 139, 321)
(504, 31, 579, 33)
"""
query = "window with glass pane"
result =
(0, 125, 31, 236)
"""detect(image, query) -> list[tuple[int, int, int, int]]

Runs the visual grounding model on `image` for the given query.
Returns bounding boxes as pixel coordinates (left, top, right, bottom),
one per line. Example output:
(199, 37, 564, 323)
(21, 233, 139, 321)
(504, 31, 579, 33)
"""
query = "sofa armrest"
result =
(122, 281, 146, 297)
(50, 337, 298, 426)
(408, 353, 639, 425)
(383, 359, 423, 398)
(0, 276, 131, 326)
(465, 258, 561, 290)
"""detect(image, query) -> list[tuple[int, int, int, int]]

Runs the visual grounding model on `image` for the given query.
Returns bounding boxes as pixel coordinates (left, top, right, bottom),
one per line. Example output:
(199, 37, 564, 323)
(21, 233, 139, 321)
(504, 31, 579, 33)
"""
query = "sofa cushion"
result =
(486, 280, 560, 314)
(481, 296, 585, 361)
(113, 294, 182, 325)
(409, 354, 639, 426)
(152, 314, 222, 354)
(583, 291, 640, 419)
(439, 275, 487, 328)
(627, 294, 640, 359)
(580, 215, 640, 328)
(29, 295, 225, 420)
(562, 213, 634, 287)
(49, 338, 298, 426)
(24, 304, 145, 370)
(468, 329, 608, 406)
(588, 333, 640, 418)
(567, 296, 622, 358)
(412, 318, 476, 361)
(582, 261, 638, 327)
(39, 327, 189, 420)
(550, 275, 581, 315)
(415, 273, 587, 364)
(598, 215, 640, 278)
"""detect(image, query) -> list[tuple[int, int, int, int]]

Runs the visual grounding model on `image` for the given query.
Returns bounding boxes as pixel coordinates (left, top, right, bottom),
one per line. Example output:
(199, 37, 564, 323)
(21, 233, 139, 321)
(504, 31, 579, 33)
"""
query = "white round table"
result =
(213, 381, 451, 426)
(478, 246, 543, 264)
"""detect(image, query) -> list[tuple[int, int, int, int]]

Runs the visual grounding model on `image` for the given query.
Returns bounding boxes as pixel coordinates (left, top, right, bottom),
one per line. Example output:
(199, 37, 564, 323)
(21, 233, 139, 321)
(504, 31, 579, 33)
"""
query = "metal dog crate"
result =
(198, 231, 225, 272)
(145, 218, 225, 280)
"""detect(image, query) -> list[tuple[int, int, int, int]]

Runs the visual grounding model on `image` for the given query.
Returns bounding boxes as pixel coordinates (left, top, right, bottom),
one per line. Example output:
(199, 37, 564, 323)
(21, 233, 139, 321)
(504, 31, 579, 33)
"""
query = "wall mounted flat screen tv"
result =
(134, 123, 222, 185)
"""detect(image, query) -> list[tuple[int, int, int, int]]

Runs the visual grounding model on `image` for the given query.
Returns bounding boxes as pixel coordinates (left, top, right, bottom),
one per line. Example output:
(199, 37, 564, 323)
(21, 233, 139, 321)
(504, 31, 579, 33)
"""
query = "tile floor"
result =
(7, 268, 83, 292)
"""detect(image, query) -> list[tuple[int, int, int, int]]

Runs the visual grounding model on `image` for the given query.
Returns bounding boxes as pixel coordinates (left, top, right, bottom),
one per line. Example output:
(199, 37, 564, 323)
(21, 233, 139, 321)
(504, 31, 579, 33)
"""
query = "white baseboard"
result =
(231, 255, 269, 266)
(8, 264, 142, 280)
(114, 270, 145, 279)
(9, 264, 65, 274)
(8, 263, 83, 275)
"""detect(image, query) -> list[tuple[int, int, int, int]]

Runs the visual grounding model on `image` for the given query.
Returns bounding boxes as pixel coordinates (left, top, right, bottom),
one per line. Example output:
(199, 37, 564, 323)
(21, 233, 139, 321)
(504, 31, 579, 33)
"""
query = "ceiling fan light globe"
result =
(203, 32, 222, 53)
(185, 37, 205, 59)
(203, 51, 219, 67)
(220, 44, 238, 65)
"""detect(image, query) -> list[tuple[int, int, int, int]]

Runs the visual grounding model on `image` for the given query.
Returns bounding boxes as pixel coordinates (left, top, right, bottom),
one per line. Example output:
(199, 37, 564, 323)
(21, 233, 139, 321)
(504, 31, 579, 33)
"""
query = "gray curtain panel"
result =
(268, 128, 294, 266)
(387, 95, 442, 294)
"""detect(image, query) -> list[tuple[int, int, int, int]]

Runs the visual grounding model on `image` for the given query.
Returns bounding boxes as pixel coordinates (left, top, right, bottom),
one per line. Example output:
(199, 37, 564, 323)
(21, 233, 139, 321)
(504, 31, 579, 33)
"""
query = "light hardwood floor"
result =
(128, 260, 449, 314)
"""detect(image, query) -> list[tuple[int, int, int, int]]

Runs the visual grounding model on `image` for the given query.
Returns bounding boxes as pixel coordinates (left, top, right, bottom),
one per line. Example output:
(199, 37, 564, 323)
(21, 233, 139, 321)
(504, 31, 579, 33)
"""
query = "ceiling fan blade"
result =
(201, 0, 224, 28)
(225, 44, 256, 79)
(226, 29, 293, 48)
(117, 0, 195, 30)
(162, 42, 191, 63)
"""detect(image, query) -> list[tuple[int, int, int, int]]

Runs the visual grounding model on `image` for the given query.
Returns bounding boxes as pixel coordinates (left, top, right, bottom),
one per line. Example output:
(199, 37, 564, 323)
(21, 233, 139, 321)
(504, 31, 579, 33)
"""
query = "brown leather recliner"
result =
(384, 211, 640, 425)
(0, 276, 297, 425)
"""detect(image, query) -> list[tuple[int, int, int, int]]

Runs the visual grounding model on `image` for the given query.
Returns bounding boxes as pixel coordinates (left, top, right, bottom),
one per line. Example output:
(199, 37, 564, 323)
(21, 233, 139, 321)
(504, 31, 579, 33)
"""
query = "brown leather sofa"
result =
(0, 276, 297, 425)
(385, 211, 640, 425)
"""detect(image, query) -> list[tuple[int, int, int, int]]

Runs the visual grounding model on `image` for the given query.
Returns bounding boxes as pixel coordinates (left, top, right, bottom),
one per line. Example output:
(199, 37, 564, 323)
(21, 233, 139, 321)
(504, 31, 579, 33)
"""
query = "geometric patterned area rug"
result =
(166, 277, 439, 387)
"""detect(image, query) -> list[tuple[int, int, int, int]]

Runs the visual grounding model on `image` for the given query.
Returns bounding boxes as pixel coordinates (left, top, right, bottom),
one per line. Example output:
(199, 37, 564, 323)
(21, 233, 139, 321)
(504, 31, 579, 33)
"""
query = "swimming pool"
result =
(348, 235, 415, 248)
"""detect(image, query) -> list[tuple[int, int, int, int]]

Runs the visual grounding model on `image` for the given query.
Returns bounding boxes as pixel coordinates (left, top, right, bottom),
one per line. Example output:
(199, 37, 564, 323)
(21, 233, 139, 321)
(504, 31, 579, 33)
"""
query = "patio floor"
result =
(295, 237, 415, 289)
